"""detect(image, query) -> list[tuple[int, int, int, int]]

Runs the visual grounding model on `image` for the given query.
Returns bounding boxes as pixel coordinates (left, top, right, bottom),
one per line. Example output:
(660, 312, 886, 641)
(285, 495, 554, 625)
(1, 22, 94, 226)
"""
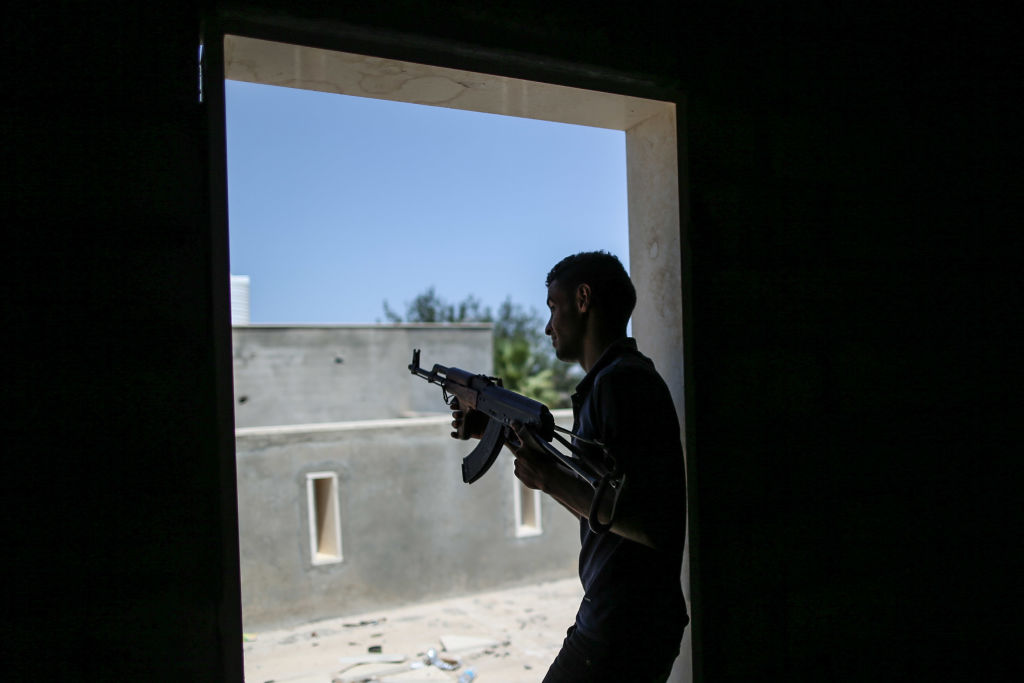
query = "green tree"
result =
(383, 288, 578, 407)
(383, 286, 488, 324)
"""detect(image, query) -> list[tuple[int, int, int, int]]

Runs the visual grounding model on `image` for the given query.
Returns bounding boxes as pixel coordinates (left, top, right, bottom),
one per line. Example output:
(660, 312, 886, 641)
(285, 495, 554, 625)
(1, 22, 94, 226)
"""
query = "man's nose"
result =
(544, 319, 552, 336)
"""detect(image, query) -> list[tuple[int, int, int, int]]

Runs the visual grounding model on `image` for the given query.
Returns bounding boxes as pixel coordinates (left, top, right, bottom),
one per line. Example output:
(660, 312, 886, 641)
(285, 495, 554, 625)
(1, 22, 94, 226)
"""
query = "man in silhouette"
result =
(456, 251, 688, 682)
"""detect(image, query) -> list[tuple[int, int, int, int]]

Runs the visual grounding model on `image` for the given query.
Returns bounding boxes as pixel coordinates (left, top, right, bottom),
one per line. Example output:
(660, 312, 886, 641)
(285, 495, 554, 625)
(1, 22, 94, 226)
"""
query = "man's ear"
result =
(576, 283, 592, 313)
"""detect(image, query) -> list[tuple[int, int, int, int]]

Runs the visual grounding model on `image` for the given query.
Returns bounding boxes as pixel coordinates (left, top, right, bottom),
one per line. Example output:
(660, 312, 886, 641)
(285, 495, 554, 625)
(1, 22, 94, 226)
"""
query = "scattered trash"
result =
(242, 633, 257, 642)
(368, 645, 383, 654)
(334, 658, 412, 682)
(438, 634, 502, 654)
(343, 618, 386, 628)
(424, 648, 460, 671)
(378, 669, 453, 682)
(456, 669, 477, 683)
(339, 654, 407, 667)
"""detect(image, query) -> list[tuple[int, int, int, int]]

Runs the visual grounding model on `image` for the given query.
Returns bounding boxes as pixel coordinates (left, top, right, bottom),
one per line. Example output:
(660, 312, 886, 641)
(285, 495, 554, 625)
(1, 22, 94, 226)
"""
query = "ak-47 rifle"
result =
(408, 349, 625, 532)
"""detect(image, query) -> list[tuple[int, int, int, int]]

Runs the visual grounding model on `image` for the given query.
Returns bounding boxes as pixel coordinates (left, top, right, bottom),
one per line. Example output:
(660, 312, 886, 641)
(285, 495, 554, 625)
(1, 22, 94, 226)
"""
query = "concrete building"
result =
(230, 275, 251, 325)
(9, 3, 1014, 682)
(231, 325, 579, 630)
(235, 412, 579, 630)
(230, 324, 493, 427)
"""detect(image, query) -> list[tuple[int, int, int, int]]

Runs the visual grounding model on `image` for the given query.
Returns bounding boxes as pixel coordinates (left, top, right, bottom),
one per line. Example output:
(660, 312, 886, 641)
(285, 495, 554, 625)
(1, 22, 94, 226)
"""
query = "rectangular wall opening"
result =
(514, 478, 543, 537)
(307, 472, 343, 564)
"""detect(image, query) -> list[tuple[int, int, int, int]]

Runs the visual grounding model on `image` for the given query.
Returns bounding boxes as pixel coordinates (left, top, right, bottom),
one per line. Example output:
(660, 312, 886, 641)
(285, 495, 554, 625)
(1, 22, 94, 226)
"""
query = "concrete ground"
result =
(242, 577, 583, 683)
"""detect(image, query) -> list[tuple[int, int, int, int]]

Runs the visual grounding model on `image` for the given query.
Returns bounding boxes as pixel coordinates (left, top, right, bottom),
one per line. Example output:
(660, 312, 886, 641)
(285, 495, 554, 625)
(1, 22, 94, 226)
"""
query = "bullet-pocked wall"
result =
(230, 324, 579, 629)
(231, 324, 493, 427)
(235, 412, 579, 630)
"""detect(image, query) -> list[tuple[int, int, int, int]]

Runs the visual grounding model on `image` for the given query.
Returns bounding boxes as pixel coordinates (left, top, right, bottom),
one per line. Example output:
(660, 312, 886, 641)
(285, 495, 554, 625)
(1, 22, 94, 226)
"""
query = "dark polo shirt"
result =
(570, 338, 688, 648)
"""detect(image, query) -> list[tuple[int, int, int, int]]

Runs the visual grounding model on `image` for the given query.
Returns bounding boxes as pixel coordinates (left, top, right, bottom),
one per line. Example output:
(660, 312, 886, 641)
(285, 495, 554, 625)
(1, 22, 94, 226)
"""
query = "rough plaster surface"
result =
(626, 106, 690, 683)
(626, 106, 684, 416)
(231, 325, 493, 427)
(236, 411, 579, 631)
(225, 35, 668, 131)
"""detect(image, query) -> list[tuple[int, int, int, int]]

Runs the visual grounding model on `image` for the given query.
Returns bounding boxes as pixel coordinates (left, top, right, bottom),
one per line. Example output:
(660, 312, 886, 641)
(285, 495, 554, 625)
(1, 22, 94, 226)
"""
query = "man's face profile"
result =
(545, 280, 585, 363)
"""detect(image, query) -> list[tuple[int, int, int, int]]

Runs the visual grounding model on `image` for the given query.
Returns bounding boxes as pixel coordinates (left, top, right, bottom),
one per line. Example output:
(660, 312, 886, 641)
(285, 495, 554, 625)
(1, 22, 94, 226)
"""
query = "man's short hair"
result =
(546, 251, 637, 332)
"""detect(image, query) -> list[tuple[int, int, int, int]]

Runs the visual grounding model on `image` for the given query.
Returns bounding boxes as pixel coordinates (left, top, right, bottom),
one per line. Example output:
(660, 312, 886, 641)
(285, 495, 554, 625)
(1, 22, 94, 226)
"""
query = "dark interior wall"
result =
(684, 8, 1018, 680)
(7, 1, 241, 679)
(5, 1, 1016, 680)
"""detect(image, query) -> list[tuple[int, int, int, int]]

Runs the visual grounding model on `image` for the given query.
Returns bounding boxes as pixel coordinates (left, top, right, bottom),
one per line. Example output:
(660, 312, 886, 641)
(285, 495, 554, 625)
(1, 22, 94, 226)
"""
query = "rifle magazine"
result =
(461, 419, 507, 484)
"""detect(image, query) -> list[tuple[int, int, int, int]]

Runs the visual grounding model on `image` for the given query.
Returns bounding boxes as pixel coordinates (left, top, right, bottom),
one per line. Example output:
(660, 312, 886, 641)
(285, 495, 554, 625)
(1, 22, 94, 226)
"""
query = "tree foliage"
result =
(382, 287, 490, 325)
(382, 288, 578, 407)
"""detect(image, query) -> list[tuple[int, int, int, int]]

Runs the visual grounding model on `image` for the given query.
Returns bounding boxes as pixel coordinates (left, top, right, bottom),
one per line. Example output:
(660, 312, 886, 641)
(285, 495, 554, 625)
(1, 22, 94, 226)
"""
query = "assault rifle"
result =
(408, 349, 625, 532)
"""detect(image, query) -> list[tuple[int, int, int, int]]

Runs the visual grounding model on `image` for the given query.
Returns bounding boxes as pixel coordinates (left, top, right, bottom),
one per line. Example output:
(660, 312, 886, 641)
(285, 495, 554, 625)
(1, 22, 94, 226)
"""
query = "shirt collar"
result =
(573, 337, 638, 399)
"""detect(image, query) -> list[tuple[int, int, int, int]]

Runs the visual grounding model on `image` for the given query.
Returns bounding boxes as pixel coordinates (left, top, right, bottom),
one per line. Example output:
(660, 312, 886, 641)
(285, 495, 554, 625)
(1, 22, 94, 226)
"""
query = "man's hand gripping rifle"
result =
(408, 349, 626, 533)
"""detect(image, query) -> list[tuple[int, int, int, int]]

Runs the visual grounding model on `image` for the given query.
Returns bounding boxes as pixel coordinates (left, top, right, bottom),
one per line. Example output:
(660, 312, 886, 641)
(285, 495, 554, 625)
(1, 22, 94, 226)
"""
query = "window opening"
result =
(307, 472, 343, 564)
(514, 476, 543, 537)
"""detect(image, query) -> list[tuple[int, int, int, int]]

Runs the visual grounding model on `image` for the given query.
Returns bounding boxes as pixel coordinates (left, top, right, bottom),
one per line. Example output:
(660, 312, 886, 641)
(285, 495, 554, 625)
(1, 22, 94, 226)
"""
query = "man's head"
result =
(544, 251, 636, 363)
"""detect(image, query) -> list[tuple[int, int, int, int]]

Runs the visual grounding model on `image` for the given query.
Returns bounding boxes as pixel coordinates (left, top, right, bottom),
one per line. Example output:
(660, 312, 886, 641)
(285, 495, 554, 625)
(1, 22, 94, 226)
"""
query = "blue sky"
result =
(225, 80, 629, 324)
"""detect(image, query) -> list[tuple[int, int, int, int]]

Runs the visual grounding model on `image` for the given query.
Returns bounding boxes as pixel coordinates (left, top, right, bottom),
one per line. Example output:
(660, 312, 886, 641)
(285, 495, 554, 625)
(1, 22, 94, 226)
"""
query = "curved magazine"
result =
(461, 418, 507, 483)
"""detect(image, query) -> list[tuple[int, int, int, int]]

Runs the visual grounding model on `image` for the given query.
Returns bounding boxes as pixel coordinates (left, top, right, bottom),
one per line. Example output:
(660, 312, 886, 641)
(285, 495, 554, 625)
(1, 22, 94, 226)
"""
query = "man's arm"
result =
(511, 443, 583, 521)
(456, 407, 681, 550)
(510, 435, 667, 550)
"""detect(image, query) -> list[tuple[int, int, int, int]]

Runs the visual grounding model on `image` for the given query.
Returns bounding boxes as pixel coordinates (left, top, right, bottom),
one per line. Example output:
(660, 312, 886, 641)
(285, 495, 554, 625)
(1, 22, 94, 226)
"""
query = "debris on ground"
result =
(377, 667, 453, 682)
(334, 658, 412, 682)
(338, 654, 407, 667)
(424, 647, 460, 671)
(438, 635, 502, 655)
(333, 637, 481, 682)
(245, 577, 584, 683)
(343, 618, 386, 628)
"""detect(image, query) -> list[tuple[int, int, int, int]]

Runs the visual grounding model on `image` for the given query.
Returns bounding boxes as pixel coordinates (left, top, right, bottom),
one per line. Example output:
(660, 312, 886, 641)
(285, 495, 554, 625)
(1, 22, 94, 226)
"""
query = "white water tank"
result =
(230, 275, 251, 325)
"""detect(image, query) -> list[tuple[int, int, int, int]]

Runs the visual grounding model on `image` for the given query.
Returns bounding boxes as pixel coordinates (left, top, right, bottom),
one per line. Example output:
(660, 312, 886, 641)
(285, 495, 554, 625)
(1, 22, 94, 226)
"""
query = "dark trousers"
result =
(541, 626, 678, 683)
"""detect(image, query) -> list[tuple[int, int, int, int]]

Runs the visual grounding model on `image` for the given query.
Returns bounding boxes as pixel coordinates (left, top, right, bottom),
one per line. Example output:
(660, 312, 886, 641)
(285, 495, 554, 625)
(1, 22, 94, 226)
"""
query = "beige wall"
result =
(236, 412, 579, 630)
(231, 324, 493, 427)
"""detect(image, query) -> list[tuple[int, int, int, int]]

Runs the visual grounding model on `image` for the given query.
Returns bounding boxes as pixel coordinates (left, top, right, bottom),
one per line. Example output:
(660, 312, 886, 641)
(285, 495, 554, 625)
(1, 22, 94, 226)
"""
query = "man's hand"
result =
(450, 401, 489, 440)
(507, 421, 566, 492)
(506, 421, 585, 521)
(511, 442, 554, 492)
